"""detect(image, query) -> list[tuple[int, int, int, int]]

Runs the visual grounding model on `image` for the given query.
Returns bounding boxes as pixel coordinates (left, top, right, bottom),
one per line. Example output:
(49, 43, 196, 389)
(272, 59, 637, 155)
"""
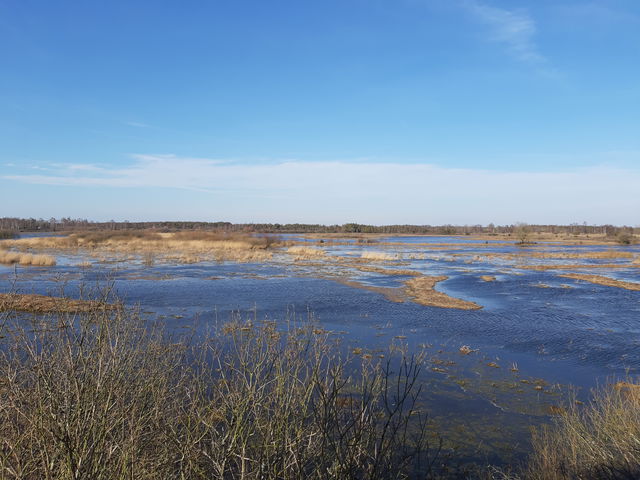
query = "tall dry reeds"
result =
(0, 303, 439, 479)
(287, 246, 326, 258)
(0, 251, 56, 266)
(1, 231, 278, 264)
(525, 381, 640, 480)
(361, 251, 399, 261)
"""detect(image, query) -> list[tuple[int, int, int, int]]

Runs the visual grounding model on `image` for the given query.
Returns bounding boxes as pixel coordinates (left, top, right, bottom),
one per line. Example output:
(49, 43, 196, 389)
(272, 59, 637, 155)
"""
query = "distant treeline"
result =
(0, 217, 637, 237)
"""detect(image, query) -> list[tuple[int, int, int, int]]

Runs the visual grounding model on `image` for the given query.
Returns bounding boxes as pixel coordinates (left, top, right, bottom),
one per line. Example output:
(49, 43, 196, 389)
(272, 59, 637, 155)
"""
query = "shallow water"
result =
(2, 234, 639, 465)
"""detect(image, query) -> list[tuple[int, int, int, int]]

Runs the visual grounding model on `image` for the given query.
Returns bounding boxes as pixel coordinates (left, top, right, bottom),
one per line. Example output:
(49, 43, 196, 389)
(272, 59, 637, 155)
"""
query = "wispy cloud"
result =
(463, 1, 546, 65)
(124, 121, 150, 128)
(3, 154, 640, 224)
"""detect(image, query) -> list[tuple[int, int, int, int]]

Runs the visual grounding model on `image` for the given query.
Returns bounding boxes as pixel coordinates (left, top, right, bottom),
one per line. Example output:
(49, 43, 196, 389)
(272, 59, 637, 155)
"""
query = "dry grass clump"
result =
(361, 251, 399, 261)
(404, 276, 482, 310)
(558, 273, 640, 291)
(527, 250, 634, 260)
(356, 265, 421, 277)
(287, 246, 326, 257)
(525, 381, 640, 480)
(0, 293, 112, 313)
(72, 230, 163, 245)
(172, 231, 278, 248)
(0, 304, 439, 479)
(520, 263, 640, 271)
(0, 251, 56, 266)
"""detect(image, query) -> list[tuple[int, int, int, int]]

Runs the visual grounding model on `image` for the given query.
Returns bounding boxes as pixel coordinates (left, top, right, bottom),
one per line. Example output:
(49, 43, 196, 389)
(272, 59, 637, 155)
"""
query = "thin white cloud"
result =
(3, 154, 640, 225)
(124, 121, 150, 128)
(463, 1, 546, 65)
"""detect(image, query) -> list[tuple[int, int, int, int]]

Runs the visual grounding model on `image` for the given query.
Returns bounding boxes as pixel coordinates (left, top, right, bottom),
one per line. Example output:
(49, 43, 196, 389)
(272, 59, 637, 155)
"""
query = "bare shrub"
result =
(514, 223, 532, 246)
(616, 232, 635, 245)
(0, 303, 439, 479)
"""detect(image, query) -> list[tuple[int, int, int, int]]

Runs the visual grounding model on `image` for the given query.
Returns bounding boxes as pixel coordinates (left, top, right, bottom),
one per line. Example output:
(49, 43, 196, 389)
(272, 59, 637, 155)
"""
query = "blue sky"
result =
(1, 0, 639, 224)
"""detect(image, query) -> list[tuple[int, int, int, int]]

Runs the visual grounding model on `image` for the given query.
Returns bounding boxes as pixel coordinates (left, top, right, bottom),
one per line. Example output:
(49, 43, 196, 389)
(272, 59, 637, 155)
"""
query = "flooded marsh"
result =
(1, 232, 639, 469)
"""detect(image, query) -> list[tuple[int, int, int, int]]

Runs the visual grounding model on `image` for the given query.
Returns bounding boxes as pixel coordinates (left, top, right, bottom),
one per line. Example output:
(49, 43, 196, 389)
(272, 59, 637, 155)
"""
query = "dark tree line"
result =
(0, 217, 637, 237)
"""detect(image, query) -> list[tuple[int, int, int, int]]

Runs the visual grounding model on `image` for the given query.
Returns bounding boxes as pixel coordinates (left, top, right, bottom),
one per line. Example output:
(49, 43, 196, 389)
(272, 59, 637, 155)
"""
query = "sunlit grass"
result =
(525, 381, 640, 480)
(0, 251, 56, 266)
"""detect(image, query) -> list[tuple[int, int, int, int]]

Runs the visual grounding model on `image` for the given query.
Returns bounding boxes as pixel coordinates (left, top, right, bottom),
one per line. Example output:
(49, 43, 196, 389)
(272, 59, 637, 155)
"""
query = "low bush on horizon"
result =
(0, 303, 440, 479)
(616, 232, 635, 245)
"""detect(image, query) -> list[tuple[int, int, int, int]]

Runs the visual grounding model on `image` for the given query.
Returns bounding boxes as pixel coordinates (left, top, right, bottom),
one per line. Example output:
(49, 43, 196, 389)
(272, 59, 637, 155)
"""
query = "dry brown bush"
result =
(0, 303, 440, 479)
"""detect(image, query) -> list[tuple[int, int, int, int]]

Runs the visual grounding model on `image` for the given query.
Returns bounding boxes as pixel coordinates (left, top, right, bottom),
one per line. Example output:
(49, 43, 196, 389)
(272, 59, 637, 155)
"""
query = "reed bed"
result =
(287, 246, 326, 258)
(1, 231, 277, 264)
(0, 303, 440, 479)
(361, 251, 399, 261)
(525, 381, 640, 480)
(0, 251, 56, 266)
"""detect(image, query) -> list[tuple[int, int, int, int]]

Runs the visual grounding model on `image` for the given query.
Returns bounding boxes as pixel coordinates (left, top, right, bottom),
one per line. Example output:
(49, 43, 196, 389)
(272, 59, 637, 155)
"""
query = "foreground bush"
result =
(525, 382, 640, 480)
(0, 306, 439, 479)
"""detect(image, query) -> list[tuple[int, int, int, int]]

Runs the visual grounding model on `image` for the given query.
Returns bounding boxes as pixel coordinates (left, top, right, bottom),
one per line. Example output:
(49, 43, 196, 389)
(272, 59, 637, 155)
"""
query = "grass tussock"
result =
(287, 246, 326, 258)
(361, 251, 399, 261)
(0, 251, 56, 266)
(525, 381, 640, 480)
(0, 304, 439, 479)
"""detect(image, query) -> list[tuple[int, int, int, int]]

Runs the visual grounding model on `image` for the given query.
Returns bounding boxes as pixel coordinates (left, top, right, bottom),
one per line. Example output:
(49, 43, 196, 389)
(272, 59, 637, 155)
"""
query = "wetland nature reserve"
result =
(1, 2, 639, 479)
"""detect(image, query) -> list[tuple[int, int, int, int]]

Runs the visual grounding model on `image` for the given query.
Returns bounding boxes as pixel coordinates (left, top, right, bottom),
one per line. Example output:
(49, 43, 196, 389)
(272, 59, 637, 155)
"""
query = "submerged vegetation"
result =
(404, 276, 482, 310)
(557, 273, 640, 291)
